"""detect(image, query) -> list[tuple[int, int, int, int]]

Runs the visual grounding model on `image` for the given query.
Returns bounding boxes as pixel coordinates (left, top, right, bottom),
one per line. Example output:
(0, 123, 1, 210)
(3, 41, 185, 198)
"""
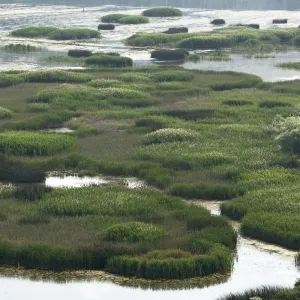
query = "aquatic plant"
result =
(98, 23, 115, 30)
(0, 131, 76, 156)
(2, 43, 42, 53)
(142, 7, 183, 17)
(48, 28, 100, 40)
(151, 49, 189, 60)
(10, 26, 57, 38)
(101, 14, 149, 24)
(68, 49, 93, 57)
(272, 19, 288, 24)
(85, 55, 133, 67)
(163, 27, 188, 34)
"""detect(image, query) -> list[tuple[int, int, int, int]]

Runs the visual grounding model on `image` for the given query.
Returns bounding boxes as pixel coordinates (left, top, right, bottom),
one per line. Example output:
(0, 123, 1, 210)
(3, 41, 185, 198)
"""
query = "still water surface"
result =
(0, 4, 299, 80)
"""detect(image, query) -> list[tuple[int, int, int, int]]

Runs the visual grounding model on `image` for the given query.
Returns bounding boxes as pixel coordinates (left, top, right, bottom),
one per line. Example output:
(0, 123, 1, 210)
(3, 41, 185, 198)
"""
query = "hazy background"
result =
(1, 0, 300, 10)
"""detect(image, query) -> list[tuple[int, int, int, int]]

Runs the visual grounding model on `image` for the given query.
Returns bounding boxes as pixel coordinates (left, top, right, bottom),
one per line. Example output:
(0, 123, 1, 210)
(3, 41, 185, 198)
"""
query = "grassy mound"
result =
(163, 27, 188, 34)
(0, 107, 13, 119)
(101, 14, 149, 24)
(151, 49, 188, 60)
(85, 55, 133, 67)
(98, 23, 115, 30)
(0, 131, 75, 156)
(10, 27, 99, 40)
(10, 26, 57, 38)
(48, 28, 99, 40)
(177, 36, 233, 50)
(142, 128, 199, 144)
(68, 49, 93, 57)
(241, 212, 300, 249)
(211, 19, 226, 25)
(142, 7, 183, 17)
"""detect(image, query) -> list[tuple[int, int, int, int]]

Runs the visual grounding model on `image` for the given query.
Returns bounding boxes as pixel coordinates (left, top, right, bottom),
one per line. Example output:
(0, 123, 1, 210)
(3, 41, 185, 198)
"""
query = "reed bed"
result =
(0, 131, 76, 156)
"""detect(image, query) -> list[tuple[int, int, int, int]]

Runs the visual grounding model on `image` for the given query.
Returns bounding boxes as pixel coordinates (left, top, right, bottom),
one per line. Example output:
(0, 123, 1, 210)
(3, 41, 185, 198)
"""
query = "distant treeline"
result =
(2, 0, 300, 10)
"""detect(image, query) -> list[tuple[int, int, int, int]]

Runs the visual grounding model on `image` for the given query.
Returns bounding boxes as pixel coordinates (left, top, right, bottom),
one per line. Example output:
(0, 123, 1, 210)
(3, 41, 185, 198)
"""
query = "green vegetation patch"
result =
(151, 49, 189, 60)
(10, 26, 57, 38)
(85, 55, 133, 68)
(142, 128, 199, 144)
(142, 7, 183, 17)
(103, 221, 167, 242)
(0, 107, 13, 119)
(10, 26, 100, 40)
(211, 19, 226, 25)
(152, 70, 194, 82)
(277, 62, 300, 70)
(101, 14, 149, 24)
(0, 131, 75, 156)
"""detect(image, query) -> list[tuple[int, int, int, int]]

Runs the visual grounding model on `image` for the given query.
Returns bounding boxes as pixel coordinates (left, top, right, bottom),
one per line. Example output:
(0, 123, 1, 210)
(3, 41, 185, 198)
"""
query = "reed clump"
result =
(0, 131, 76, 156)
(85, 55, 133, 67)
(98, 23, 115, 30)
(151, 49, 189, 60)
(101, 14, 149, 24)
(68, 49, 93, 57)
(142, 7, 183, 17)
(0, 107, 13, 119)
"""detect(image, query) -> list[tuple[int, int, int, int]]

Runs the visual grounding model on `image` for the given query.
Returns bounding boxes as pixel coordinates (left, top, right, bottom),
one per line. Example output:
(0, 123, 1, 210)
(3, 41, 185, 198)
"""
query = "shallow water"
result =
(0, 4, 299, 80)
(45, 174, 146, 189)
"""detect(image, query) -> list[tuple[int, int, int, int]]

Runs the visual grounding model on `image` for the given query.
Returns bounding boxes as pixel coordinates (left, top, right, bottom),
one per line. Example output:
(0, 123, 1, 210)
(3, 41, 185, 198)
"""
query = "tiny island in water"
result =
(0, 2, 299, 300)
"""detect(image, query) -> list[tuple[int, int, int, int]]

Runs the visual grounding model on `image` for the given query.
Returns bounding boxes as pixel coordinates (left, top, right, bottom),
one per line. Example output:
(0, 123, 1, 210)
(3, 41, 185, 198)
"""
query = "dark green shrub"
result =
(169, 183, 244, 200)
(85, 55, 133, 67)
(163, 27, 188, 34)
(0, 154, 46, 182)
(273, 19, 288, 24)
(211, 19, 225, 25)
(151, 49, 188, 60)
(279, 130, 300, 154)
(48, 29, 100, 40)
(98, 23, 115, 30)
(259, 101, 292, 108)
(13, 185, 52, 201)
(68, 49, 93, 57)
(142, 7, 183, 17)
